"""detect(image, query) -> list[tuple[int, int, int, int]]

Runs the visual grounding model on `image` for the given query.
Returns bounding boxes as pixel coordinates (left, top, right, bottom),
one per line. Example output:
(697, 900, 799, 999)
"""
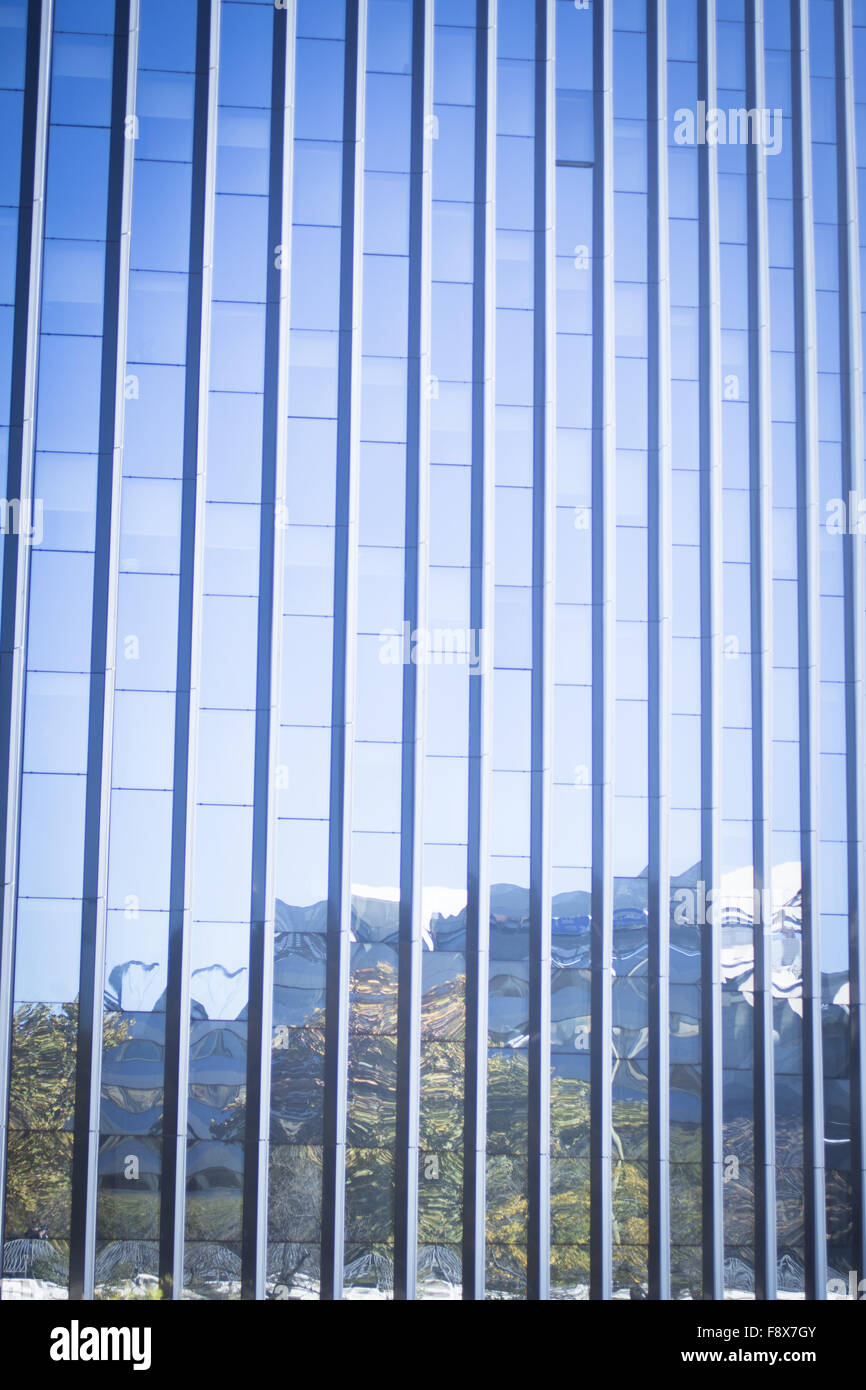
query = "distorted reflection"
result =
(2, 866, 849, 1300)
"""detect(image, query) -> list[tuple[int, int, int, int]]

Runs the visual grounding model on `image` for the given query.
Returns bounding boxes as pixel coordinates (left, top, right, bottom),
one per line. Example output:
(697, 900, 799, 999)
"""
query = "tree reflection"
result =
(2, 881, 853, 1301)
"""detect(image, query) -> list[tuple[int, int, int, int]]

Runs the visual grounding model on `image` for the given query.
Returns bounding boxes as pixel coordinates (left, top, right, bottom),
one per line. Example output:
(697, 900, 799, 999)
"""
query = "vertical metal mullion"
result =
(159, 0, 219, 1300)
(589, 0, 615, 1304)
(745, 0, 777, 1303)
(697, 0, 724, 1301)
(322, 0, 366, 1304)
(835, 0, 866, 1287)
(0, 0, 53, 1263)
(528, 0, 554, 1305)
(394, 0, 433, 1303)
(647, 0, 672, 1304)
(69, 0, 139, 1302)
(791, 0, 826, 1304)
(241, 0, 295, 1302)
(464, 0, 496, 1304)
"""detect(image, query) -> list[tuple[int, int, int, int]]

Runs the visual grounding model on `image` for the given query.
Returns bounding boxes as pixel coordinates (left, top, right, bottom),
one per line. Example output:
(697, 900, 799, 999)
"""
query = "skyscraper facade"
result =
(0, 0, 864, 1302)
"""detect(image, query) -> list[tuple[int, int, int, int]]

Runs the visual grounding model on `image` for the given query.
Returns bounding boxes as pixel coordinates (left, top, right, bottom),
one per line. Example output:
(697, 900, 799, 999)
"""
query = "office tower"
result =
(0, 0, 864, 1302)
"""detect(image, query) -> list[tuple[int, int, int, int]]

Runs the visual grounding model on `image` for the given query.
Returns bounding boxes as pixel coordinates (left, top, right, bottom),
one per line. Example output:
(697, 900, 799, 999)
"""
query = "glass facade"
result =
(0, 0, 864, 1303)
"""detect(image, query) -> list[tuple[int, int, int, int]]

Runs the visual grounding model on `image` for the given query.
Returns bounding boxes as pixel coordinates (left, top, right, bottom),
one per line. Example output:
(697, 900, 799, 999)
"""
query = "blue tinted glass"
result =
(119, 477, 182, 573)
(216, 108, 270, 193)
(19, 772, 87, 896)
(54, 0, 115, 34)
(136, 71, 195, 161)
(113, 690, 176, 789)
(0, 209, 17, 303)
(219, 4, 274, 108)
(213, 194, 269, 301)
(435, 26, 475, 105)
(36, 335, 102, 451)
(293, 140, 343, 226)
(291, 226, 343, 330)
(127, 271, 189, 364)
(289, 330, 339, 417)
(364, 172, 410, 253)
(210, 302, 266, 391)
(368, 0, 412, 75)
(45, 125, 110, 238)
(556, 90, 593, 163)
(115, 574, 181, 691)
(0, 2, 27, 88)
(294, 38, 345, 141)
(50, 32, 113, 125)
(107, 789, 173, 910)
(124, 364, 186, 477)
(199, 595, 259, 707)
(138, 0, 198, 70)
(497, 136, 534, 230)
(614, 119, 647, 192)
(24, 672, 90, 774)
(0, 92, 24, 205)
(297, 0, 345, 39)
(130, 161, 193, 272)
(613, 32, 647, 119)
(42, 239, 105, 334)
(14, 900, 82, 1002)
(193, 805, 254, 920)
(433, 105, 475, 201)
(557, 0, 593, 88)
(499, 60, 534, 138)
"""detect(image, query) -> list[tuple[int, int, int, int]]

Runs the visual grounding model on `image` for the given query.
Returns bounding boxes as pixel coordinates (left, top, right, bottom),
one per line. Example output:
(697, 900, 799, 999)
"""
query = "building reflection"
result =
(1, 875, 853, 1301)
